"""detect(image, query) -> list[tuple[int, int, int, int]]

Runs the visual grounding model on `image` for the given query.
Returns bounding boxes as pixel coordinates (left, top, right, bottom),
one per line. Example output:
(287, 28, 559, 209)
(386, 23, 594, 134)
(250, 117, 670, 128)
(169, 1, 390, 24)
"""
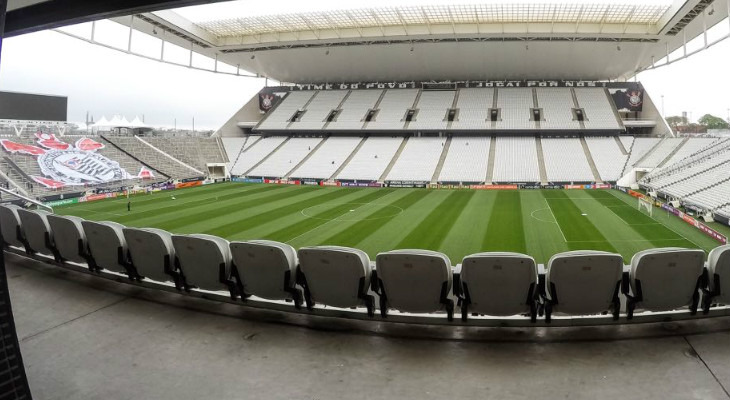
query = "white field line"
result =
(568, 238, 687, 243)
(605, 190, 703, 248)
(543, 198, 568, 243)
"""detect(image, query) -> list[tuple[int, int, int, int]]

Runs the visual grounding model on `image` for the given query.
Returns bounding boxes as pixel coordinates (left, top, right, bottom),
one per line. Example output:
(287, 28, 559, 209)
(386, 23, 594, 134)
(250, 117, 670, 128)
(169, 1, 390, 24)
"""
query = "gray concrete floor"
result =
(7, 253, 730, 400)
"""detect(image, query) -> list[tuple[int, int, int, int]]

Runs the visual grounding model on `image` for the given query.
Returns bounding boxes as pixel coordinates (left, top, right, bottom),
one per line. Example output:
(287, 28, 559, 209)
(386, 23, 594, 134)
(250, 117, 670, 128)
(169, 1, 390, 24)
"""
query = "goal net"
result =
(638, 197, 653, 217)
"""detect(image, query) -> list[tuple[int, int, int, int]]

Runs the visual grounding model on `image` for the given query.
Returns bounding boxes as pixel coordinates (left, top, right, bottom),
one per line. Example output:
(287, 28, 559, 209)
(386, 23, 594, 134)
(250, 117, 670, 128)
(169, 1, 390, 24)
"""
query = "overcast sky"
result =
(0, 10, 729, 129)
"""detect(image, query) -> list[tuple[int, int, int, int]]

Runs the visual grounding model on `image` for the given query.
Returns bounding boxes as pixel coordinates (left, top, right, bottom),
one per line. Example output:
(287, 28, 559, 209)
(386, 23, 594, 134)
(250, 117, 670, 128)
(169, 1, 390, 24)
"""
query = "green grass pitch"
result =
(55, 182, 730, 264)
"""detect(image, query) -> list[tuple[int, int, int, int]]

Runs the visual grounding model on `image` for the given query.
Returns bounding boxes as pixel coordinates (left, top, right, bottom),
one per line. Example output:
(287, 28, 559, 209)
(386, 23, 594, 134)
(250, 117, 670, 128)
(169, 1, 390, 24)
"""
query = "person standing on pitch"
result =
(127, 201, 131, 212)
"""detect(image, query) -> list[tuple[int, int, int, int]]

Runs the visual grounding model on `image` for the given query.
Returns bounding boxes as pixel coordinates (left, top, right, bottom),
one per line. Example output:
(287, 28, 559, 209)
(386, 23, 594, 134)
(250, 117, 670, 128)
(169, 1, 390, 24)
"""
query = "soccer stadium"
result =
(3, 0, 730, 398)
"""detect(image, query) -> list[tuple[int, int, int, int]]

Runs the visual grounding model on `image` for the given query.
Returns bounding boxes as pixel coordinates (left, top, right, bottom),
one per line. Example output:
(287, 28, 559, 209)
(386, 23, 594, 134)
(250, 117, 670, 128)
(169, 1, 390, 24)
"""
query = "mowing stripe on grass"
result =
(606, 190, 704, 249)
(438, 190, 497, 262)
(396, 190, 475, 251)
(482, 191, 526, 253)
(321, 190, 429, 248)
(148, 186, 316, 230)
(583, 190, 688, 247)
(202, 187, 364, 238)
(544, 191, 617, 253)
(264, 189, 395, 242)
(107, 184, 290, 224)
(77, 182, 254, 213)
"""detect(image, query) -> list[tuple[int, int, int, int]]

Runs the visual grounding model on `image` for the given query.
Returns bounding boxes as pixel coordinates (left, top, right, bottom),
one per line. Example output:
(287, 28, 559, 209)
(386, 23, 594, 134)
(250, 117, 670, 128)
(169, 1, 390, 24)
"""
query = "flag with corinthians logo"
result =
(609, 83, 644, 112)
(258, 87, 287, 113)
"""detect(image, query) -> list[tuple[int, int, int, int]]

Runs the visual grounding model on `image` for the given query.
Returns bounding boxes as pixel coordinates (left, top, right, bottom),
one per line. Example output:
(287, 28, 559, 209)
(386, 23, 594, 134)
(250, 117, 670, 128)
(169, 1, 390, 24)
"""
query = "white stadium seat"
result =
(231, 136, 288, 175)
(492, 136, 540, 182)
(584, 137, 628, 181)
(408, 90, 455, 131)
(545, 250, 623, 320)
(172, 234, 238, 297)
(438, 136, 490, 183)
(450, 88, 492, 130)
(0, 204, 26, 249)
(385, 137, 445, 182)
(375, 249, 453, 320)
(17, 209, 58, 260)
(297, 246, 374, 315)
(495, 88, 535, 130)
(248, 137, 323, 177)
(47, 214, 88, 265)
(82, 220, 137, 278)
(625, 248, 705, 317)
(289, 137, 362, 179)
(574, 88, 621, 130)
(366, 89, 418, 130)
(335, 137, 403, 181)
(457, 252, 538, 321)
(289, 90, 348, 130)
(705, 245, 730, 310)
(229, 240, 302, 307)
(541, 138, 594, 182)
(123, 227, 182, 288)
(326, 90, 383, 130)
(256, 91, 316, 130)
(536, 88, 580, 130)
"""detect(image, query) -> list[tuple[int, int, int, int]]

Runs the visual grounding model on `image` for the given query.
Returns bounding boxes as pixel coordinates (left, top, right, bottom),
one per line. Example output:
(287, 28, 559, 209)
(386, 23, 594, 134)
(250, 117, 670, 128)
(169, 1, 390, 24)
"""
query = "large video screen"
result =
(0, 91, 68, 121)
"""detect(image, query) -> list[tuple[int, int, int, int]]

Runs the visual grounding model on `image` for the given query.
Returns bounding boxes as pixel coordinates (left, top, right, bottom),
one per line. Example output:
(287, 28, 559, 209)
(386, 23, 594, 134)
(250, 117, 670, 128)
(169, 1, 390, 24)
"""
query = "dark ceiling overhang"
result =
(3, 0, 227, 37)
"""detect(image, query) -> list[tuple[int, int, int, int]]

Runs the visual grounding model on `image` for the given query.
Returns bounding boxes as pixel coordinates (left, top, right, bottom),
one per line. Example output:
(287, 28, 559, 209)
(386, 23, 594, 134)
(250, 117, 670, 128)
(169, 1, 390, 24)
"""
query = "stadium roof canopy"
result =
(7, 0, 730, 83)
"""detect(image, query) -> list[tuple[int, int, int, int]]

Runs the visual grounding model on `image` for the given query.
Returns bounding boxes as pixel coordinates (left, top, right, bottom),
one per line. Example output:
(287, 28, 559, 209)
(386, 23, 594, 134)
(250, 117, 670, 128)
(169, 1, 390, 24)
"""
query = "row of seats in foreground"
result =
(1, 204, 730, 323)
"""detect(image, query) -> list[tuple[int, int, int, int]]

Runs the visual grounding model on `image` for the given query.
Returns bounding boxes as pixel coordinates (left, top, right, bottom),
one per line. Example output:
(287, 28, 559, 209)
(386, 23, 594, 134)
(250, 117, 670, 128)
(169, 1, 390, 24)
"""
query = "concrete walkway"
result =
(7, 253, 730, 400)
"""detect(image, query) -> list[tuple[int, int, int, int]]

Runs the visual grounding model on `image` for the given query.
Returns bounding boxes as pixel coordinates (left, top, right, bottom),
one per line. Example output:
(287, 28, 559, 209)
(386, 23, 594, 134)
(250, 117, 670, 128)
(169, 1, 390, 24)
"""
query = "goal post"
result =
(638, 197, 653, 217)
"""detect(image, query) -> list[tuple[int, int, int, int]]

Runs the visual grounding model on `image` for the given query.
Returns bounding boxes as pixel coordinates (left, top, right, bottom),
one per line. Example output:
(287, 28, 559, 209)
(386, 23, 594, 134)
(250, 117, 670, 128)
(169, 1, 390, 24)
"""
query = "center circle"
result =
(301, 202, 404, 222)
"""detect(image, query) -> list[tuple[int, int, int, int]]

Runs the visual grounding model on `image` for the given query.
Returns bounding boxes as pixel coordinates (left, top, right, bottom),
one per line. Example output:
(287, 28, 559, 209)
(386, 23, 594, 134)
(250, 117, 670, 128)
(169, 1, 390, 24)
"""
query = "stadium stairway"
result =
(657, 137, 689, 168)
(614, 136, 629, 155)
(230, 136, 261, 173)
(378, 137, 408, 182)
(285, 91, 319, 130)
(216, 137, 229, 164)
(2, 157, 33, 189)
(135, 136, 205, 176)
(225, 136, 249, 171)
(535, 136, 548, 185)
(402, 91, 423, 130)
(580, 137, 603, 183)
(100, 135, 172, 179)
(244, 136, 291, 176)
(569, 88, 587, 130)
(0, 166, 30, 197)
(322, 91, 352, 130)
(445, 90, 461, 130)
(329, 136, 368, 180)
(361, 91, 388, 130)
(485, 135, 497, 184)
(532, 89, 541, 130)
(284, 136, 329, 179)
(430, 136, 453, 184)
(632, 137, 667, 169)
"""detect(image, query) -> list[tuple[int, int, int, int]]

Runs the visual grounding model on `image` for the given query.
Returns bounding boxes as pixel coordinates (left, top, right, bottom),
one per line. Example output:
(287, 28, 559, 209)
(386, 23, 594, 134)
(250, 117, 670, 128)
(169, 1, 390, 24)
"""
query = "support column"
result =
(0, 2, 35, 398)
